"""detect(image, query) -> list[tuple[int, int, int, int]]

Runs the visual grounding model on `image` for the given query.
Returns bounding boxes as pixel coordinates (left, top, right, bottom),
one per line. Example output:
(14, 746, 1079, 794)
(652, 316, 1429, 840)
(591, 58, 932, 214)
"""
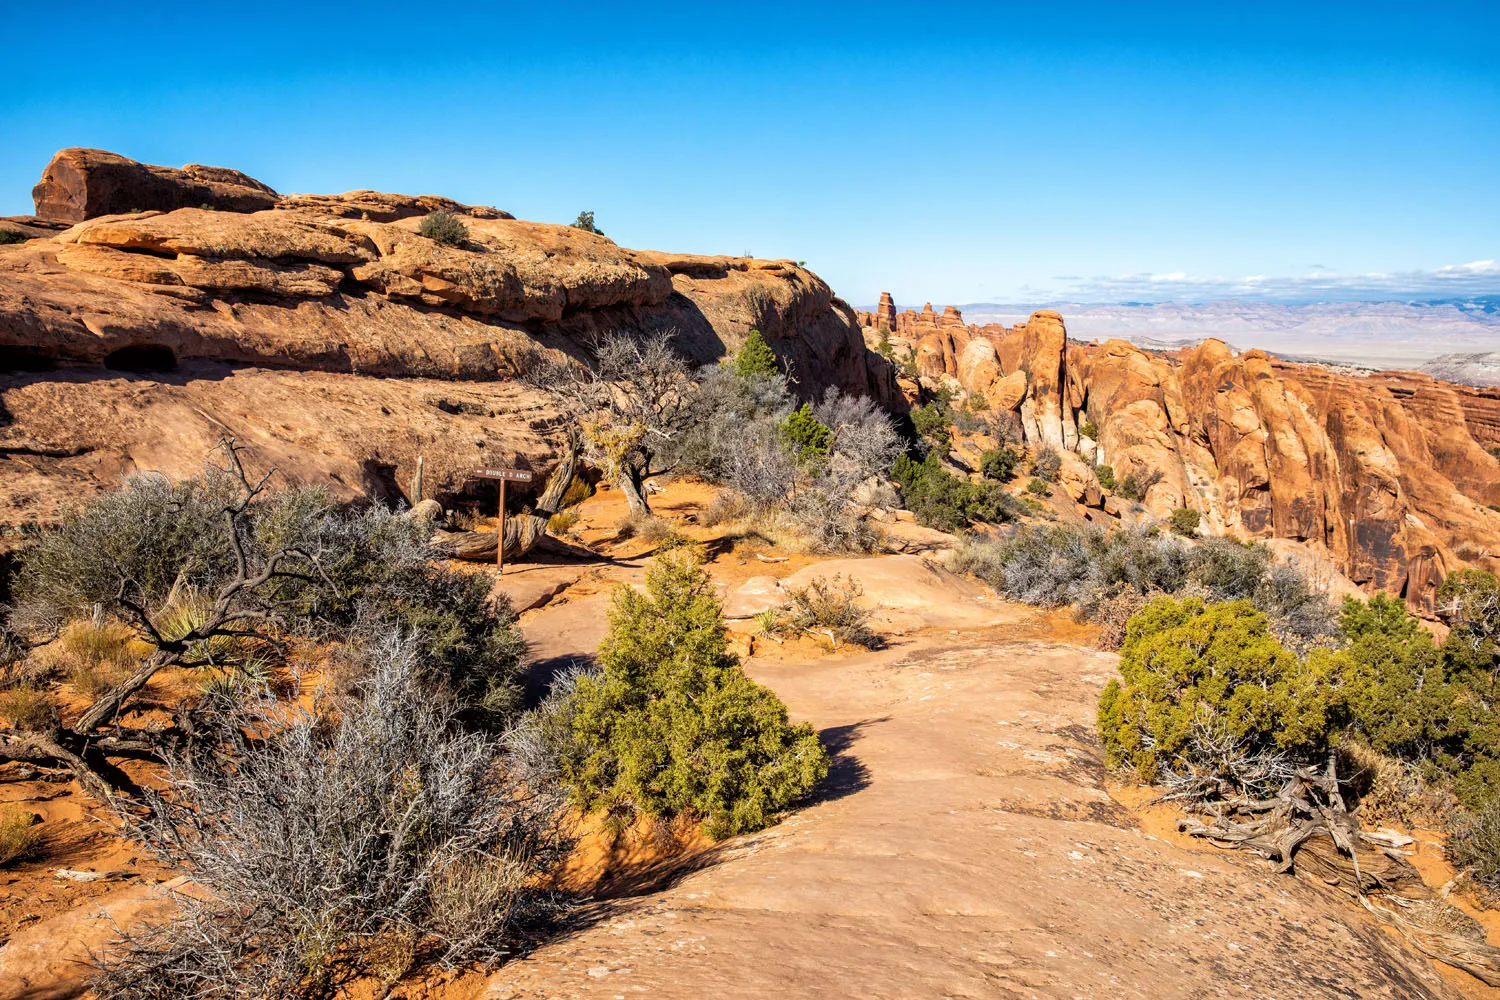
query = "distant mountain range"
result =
(929, 298, 1500, 379)
(1421, 352, 1500, 387)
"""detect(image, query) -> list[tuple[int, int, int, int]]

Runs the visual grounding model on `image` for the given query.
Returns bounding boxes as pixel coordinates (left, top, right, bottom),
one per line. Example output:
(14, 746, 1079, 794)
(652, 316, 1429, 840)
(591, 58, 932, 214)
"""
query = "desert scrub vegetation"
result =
(0, 442, 565, 995)
(91, 633, 571, 998)
(730, 328, 779, 380)
(571, 209, 603, 235)
(1097, 597, 1340, 792)
(785, 574, 881, 650)
(1448, 799, 1500, 899)
(949, 526, 1338, 651)
(891, 451, 1026, 533)
(908, 402, 952, 452)
(1115, 468, 1162, 502)
(670, 337, 901, 552)
(1028, 445, 1061, 483)
(419, 209, 468, 246)
(979, 445, 1021, 482)
(2, 439, 527, 804)
(1168, 506, 1200, 537)
(1096, 577, 1500, 892)
(0, 804, 43, 867)
(39, 618, 146, 697)
(1095, 581, 1500, 981)
(522, 330, 901, 552)
(546, 552, 829, 839)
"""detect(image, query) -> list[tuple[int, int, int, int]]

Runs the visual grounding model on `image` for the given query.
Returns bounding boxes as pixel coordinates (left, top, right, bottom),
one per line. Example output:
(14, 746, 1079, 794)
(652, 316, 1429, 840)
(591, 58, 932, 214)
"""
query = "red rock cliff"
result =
(860, 295, 1500, 609)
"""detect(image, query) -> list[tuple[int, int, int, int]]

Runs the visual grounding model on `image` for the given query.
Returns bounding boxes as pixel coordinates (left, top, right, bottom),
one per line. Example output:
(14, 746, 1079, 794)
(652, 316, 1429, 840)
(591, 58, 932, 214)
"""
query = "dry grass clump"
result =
(786, 574, 881, 650)
(699, 491, 751, 528)
(547, 474, 594, 536)
(560, 473, 595, 508)
(450, 508, 487, 531)
(1340, 741, 1452, 829)
(615, 513, 676, 545)
(41, 618, 145, 697)
(1, 684, 57, 731)
(548, 509, 581, 535)
(0, 806, 44, 867)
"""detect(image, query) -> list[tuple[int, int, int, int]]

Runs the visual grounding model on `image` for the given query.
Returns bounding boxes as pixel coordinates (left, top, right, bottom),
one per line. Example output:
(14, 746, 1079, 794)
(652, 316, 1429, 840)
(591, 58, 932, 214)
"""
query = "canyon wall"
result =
(864, 293, 1500, 609)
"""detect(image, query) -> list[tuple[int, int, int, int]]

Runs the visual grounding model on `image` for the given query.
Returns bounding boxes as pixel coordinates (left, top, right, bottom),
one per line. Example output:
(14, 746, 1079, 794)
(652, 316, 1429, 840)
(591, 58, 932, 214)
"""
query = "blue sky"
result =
(2, 2, 1496, 307)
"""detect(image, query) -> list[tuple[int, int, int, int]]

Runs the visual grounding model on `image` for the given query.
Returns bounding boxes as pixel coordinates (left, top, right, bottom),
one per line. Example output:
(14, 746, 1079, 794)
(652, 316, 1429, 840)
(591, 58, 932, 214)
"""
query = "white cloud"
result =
(1437, 259, 1499, 275)
(1051, 259, 1500, 303)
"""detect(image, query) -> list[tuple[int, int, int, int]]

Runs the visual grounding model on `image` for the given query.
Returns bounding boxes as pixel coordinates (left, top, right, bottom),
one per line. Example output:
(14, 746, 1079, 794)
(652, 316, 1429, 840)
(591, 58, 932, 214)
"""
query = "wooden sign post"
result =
(472, 467, 534, 574)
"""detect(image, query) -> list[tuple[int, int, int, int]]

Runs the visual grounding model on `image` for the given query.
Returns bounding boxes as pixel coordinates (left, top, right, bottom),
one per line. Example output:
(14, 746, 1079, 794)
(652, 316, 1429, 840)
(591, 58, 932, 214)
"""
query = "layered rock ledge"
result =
(0, 149, 894, 525)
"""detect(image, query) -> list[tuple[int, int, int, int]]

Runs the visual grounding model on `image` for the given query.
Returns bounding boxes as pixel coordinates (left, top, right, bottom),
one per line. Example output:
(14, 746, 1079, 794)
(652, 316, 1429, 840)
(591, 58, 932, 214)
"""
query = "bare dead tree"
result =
(430, 433, 584, 562)
(1174, 754, 1500, 986)
(518, 332, 695, 516)
(1, 439, 328, 803)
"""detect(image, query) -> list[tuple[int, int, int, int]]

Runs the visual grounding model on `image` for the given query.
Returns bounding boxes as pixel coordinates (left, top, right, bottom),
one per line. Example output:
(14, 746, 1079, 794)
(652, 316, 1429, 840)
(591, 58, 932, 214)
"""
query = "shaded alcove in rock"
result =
(103, 343, 177, 373)
(0, 345, 57, 372)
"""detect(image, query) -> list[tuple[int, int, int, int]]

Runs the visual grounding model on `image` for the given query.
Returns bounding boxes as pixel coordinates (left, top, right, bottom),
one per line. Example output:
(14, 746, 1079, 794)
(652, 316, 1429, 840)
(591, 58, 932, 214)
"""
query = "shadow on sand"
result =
(813, 718, 881, 805)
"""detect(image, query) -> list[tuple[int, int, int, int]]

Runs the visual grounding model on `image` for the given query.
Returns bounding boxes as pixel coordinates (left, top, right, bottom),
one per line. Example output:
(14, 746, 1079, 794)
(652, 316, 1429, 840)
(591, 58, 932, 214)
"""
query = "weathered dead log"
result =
(1174, 754, 1500, 985)
(1, 730, 121, 805)
(433, 437, 580, 562)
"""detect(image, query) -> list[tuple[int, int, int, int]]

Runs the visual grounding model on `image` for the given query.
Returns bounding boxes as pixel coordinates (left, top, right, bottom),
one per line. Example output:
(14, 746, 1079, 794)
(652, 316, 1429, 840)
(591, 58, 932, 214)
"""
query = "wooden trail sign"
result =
(472, 467, 534, 573)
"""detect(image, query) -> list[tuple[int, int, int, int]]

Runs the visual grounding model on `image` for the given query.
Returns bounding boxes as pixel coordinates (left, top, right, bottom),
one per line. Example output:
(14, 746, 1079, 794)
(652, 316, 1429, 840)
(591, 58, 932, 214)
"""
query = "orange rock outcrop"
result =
(860, 292, 1500, 608)
(1, 149, 896, 526)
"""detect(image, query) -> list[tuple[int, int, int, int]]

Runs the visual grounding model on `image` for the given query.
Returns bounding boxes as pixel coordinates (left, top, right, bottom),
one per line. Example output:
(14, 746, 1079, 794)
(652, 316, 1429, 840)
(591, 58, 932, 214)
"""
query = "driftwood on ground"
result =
(1173, 756, 1500, 986)
(432, 438, 587, 562)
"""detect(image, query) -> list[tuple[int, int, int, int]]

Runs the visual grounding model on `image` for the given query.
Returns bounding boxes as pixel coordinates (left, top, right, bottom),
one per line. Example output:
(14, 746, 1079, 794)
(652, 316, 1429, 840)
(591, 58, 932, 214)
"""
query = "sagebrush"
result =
(91, 633, 570, 999)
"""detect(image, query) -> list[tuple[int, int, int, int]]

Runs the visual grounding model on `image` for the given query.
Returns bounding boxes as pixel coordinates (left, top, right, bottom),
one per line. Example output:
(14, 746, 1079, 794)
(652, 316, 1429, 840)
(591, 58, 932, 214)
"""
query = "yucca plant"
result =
(753, 607, 785, 638)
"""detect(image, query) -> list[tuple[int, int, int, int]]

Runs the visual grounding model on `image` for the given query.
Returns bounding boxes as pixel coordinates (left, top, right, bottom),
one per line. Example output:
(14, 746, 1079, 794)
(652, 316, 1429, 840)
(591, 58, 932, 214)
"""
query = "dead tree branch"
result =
(1175, 754, 1500, 984)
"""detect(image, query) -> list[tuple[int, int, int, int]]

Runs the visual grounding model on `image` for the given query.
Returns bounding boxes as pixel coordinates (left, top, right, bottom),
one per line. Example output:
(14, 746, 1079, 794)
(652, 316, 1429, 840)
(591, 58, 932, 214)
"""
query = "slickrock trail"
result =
(475, 567, 1460, 1000)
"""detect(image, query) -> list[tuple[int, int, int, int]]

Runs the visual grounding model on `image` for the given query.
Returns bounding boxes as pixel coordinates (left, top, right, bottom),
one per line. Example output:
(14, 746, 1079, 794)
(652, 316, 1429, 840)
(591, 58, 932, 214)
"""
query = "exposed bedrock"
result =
(0, 149, 896, 527)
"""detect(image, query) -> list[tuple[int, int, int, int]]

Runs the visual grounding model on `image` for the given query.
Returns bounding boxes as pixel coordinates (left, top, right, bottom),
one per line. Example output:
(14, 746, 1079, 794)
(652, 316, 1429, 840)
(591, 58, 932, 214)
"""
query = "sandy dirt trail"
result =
(473, 558, 1461, 1000)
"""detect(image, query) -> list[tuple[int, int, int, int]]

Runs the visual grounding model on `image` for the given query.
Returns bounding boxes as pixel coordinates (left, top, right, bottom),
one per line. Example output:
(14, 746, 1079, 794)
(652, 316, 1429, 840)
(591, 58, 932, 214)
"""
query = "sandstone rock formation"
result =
(859, 295, 1500, 609)
(32, 149, 280, 222)
(0, 149, 894, 530)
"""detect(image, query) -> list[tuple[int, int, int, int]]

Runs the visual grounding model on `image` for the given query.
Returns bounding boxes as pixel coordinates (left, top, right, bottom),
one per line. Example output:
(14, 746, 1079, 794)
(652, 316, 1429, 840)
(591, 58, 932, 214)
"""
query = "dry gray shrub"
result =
(951, 525, 1338, 651)
(90, 632, 571, 1000)
(1448, 798, 1500, 899)
(1083, 585, 1148, 651)
(668, 363, 899, 553)
(786, 574, 881, 649)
